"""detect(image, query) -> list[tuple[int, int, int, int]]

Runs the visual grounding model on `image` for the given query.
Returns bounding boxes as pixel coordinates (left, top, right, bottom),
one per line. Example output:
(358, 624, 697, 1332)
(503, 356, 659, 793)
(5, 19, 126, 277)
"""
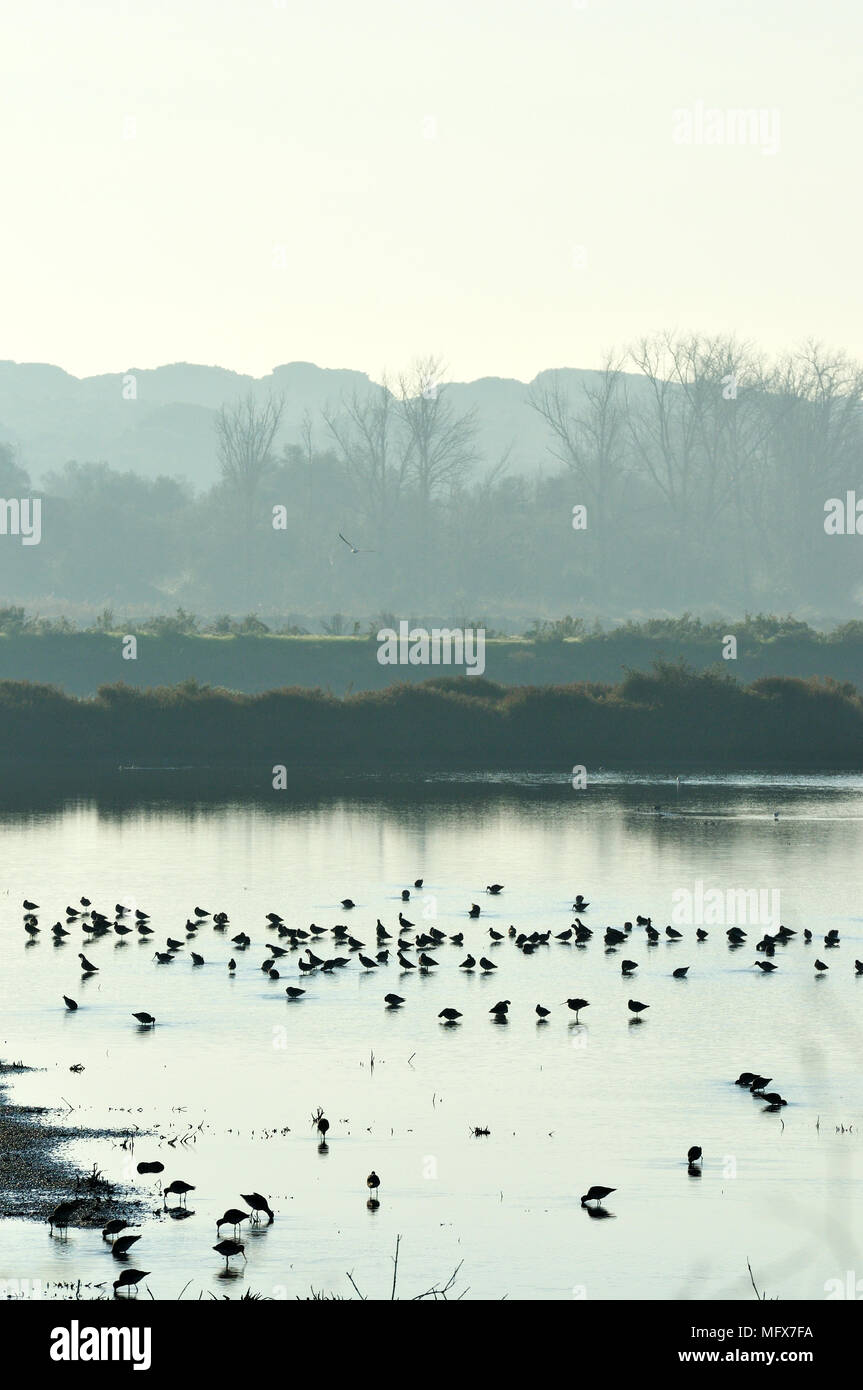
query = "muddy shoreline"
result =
(0, 1063, 148, 1229)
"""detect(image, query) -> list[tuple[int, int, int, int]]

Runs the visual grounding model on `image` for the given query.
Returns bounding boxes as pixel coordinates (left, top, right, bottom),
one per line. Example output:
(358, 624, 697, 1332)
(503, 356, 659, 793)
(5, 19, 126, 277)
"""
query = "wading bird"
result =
(217, 1209, 250, 1235)
(581, 1186, 615, 1207)
(112, 1234, 142, 1258)
(563, 997, 589, 1022)
(163, 1180, 195, 1206)
(113, 1269, 150, 1297)
(102, 1220, 133, 1240)
(49, 1199, 82, 1233)
(241, 1192, 274, 1224)
(214, 1240, 246, 1270)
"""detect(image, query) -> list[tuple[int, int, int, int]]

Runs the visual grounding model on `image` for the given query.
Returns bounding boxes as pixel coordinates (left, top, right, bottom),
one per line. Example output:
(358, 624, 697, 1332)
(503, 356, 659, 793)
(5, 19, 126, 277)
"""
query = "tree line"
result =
(2, 336, 862, 622)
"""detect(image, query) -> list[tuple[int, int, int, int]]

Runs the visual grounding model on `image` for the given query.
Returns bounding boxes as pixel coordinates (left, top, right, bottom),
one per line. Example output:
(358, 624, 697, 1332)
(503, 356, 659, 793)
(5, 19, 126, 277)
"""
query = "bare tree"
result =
(529, 353, 628, 518)
(529, 354, 629, 594)
(214, 391, 284, 604)
(215, 391, 284, 512)
(755, 341, 863, 586)
(396, 357, 478, 515)
(626, 332, 763, 542)
(322, 377, 412, 542)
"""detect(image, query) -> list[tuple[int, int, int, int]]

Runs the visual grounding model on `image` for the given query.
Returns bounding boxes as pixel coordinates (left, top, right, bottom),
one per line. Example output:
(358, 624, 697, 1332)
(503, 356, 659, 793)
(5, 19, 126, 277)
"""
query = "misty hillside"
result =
(0, 359, 624, 488)
(1, 334, 862, 623)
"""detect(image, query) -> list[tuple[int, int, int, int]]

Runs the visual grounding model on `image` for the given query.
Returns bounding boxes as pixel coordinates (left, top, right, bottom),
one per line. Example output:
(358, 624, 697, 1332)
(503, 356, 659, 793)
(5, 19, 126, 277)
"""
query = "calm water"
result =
(1, 772, 862, 1301)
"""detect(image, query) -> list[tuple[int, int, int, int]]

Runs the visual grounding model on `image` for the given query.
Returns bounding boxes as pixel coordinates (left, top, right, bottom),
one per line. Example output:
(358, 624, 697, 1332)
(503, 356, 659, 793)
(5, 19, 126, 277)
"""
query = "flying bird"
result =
(338, 532, 375, 554)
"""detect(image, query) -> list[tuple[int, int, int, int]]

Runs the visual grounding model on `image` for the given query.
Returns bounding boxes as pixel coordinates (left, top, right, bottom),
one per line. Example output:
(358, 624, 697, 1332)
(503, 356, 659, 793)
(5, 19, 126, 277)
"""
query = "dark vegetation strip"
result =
(1, 664, 862, 769)
(3, 614, 863, 696)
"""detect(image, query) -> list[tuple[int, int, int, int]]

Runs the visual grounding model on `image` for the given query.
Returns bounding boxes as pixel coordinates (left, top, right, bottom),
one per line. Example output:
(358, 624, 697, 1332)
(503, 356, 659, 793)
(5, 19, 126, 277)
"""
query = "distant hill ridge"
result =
(0, 358, 644, 489)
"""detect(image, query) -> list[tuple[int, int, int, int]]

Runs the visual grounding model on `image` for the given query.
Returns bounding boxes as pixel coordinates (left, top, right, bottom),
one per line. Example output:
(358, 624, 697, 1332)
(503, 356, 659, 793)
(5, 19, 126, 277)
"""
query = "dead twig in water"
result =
(391, 1234, 401, 1300)
(412, 1260, 465, 1301)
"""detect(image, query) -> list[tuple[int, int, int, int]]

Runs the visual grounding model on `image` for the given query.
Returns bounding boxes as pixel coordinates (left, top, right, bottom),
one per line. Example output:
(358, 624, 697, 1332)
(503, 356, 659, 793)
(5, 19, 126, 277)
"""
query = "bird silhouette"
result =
(163, 1180, 195, 1205)
(217, 1209, 249, 1235)
(581, 1185, 615, 1206)
(49, 1199, 82, 1233)
(241, 1192, 274, 1224)
(112, 1234, 142, 1258)
(563, 997, 589, 1022)
(338, 533, 375, 554)
(213, 1240, 246, 1269)
(113, 1269, 150, 1297)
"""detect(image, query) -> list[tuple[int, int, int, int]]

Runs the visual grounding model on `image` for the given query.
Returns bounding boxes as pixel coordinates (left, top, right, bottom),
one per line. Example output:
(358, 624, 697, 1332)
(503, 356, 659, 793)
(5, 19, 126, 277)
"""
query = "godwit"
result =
(217, 1209, 250, 1235)
(581, 1185, 615, 1206)
(214, 1240, 246, 1270)
(163, 1180, 195, 1206)
(241, 1192, 274, 1224)
(563, 997, 589, 1022)
(113, 1269, 150, 1297)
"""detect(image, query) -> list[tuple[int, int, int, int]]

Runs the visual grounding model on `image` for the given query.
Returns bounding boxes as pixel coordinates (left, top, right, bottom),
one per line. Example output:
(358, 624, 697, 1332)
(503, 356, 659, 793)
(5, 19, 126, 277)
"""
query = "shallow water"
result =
(1, 772, 862, 1301)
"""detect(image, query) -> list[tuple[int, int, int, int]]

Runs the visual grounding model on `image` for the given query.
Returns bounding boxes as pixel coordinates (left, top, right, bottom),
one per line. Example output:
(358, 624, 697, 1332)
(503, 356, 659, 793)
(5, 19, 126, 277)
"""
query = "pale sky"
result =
(0, 0, 859, 382)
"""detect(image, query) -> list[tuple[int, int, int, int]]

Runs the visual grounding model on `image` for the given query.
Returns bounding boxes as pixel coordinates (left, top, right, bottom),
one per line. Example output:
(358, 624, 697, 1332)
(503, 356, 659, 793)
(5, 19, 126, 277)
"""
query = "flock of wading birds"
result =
(18, 881, 862, 1296)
